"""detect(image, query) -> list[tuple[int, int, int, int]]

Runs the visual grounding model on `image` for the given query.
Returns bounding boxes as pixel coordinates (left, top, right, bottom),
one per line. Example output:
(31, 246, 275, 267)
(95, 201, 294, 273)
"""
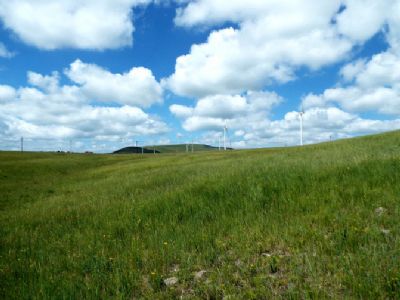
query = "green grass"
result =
(1, 131, 399, 299)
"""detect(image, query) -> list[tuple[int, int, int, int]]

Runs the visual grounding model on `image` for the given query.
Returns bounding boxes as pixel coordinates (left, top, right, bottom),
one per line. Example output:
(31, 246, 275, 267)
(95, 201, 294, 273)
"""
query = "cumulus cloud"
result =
(165, 26, 351, 98)
(0, 85, 16, 102)
(169, 104, 193, 119)
(234, 107, 400, 148)
(383, 0, 400, 50)
(266, 107, 400, 147)
(335, 0, 392, 42)
(28, 71, 60, 93)
(175, 0, 339, 28)
(0, 66, 168, 146)
(171, 89, 400, 148)
(340, 59, 367, 82)
(190, 105, 400, 149)
(347, 52, 400, 88)
(65, 60, 163, 108)
(0, 0, 152, 50)
(165, 0, 399, 98)
(195, 94, 248, 119)
(235, 107, 356, 147)
(170, 91, 282, 131)
(303, 51, 400, 115)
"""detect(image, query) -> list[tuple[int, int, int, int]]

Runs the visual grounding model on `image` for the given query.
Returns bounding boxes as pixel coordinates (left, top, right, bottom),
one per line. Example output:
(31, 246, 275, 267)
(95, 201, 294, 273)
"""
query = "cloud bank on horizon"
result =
(0, 0, 399, 152)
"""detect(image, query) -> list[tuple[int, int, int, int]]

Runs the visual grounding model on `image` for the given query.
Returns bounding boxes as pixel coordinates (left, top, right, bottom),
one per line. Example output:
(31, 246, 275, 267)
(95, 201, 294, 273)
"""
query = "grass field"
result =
(0, 131, 399, 299)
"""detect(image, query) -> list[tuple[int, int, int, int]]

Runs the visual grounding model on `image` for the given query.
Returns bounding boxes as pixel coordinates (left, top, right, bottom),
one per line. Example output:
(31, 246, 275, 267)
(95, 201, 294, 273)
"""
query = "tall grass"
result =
(1, 131, 399, 299)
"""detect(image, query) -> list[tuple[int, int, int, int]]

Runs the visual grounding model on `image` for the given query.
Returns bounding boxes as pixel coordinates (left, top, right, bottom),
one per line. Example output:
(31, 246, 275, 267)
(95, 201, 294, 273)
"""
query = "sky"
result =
(0, 0, 399, 152)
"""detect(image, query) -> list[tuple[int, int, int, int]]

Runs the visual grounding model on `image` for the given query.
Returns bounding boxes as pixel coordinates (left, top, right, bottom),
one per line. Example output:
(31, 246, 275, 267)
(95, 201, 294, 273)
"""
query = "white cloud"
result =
(234, 130, 245, 137)
(335, 0, 392, 42)
(181, 116, 226, 132)
(340, 59, 367, 82)
(175, 0, 340, 29)
(169, 104, 193, 118)
(350, 52, 400, 88)
(0, 66, 168, 145)
(166, 0, 399, 98)
(303, 51, 400, 115)
(0, 0, 152, 50)
(0, 85, 16, 102)
(0, 42, 14, 58)
(28, 71, 60, 93)
(386, 0, 400, 50)
(237, 106, 400, 148)
(171, 88, 400, 148)
(170, 91, 282, 131)
(194, 94, 248, 119)
(165, 26, 351, 98)
(65, 59, 163, 108)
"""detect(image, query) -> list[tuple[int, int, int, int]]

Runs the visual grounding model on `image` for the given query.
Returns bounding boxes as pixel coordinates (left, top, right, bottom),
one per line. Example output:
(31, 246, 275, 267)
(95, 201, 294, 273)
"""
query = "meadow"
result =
(0, 131, 399, 299)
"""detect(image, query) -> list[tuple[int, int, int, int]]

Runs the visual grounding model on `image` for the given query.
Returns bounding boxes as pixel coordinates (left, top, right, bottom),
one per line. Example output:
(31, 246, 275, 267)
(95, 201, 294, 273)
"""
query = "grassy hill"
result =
(113, 146, 160, 154)
(147, 144, 222, 153)
(1, 131, 399, 299)
(114, 144, 228, 154)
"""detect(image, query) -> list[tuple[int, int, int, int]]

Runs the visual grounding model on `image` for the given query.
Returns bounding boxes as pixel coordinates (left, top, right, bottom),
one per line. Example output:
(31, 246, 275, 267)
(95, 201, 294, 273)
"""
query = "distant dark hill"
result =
(113, 147, 160, 154)
(145, 144, 233, 153)
(113, 144, 232, 154)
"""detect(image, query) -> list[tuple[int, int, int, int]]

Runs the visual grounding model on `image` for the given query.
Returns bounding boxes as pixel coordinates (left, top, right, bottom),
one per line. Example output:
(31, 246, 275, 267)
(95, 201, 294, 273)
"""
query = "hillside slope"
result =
(0, 131, 399, 299)
(113, 144, 228, 154)
(147, 144, 221, 153)
(113, 146, 160, 154)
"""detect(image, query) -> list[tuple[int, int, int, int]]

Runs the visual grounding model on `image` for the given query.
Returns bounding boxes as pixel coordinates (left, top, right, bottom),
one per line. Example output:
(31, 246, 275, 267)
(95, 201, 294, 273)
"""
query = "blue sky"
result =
(0, 0, 399, 152)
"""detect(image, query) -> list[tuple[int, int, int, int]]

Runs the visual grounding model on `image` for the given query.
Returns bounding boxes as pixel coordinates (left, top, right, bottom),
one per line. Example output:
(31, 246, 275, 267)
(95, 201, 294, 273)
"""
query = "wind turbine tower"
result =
(223, 123, 227, 151)
(299, 107, 304, 146)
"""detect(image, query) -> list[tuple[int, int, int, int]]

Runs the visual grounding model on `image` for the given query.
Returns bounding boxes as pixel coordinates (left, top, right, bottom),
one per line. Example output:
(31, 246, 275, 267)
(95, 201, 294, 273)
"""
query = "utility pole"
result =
(20, 137, 24, 152)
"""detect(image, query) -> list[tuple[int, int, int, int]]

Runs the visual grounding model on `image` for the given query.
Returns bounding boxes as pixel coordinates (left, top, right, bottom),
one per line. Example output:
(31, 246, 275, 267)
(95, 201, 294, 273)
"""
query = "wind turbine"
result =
(223, 122, 227, 150)
(299, 106, 304, 146)
(135, 140, 145, 154)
